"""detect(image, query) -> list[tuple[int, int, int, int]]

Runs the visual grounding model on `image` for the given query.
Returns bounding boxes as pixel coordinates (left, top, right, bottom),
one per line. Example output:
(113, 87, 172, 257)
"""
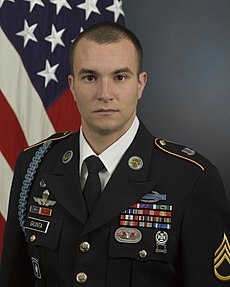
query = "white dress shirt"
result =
(79, 117, 139, 191)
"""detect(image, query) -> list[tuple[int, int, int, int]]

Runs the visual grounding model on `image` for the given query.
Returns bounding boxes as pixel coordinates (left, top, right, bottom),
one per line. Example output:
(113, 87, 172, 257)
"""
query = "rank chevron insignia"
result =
(214, 233, 230, 281)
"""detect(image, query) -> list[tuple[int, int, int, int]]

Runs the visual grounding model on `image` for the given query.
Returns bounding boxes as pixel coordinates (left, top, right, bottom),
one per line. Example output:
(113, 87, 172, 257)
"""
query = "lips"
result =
(93, 108, 118, 115)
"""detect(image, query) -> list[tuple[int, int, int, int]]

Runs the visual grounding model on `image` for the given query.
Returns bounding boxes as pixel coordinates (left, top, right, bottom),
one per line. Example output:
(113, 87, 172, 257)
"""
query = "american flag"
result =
(0, 0, 125, 255)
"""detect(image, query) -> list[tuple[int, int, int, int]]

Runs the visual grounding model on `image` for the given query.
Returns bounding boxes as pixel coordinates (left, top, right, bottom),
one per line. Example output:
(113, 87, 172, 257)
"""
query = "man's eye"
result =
(115, 75, 126, 81)
(84, 75, 96, 82)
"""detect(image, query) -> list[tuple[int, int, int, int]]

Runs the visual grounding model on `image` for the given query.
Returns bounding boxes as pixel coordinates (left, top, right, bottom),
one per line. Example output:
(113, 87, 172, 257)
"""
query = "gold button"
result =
(76, 272, 87, 284)
(79, 242, 90, 253)
(139, 249, 147, 258)
(160, 140, 166, 146)
(30, 235, 36, 242)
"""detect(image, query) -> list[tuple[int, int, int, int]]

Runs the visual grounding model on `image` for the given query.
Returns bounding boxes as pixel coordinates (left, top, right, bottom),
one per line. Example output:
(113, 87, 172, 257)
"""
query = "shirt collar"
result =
(79, 117, 139, 175)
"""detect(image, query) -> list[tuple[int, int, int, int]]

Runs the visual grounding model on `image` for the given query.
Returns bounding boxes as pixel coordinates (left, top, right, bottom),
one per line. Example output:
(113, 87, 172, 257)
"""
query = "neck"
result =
(82, 125, 135, 155)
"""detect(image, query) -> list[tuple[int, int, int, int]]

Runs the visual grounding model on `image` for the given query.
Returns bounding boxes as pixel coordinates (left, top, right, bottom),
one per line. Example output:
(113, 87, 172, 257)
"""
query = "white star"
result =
(25, 0, 45, 12)
(37, 60, 59, 87)
(16, 20, 38, 48)
(45, 25, 65, 53)
(0, 0, 15, 8)
(50, 0, 71, 15)
(71, 27, 84, 43)
(106, 0, 125, 22)
(77, 0, 100, 21)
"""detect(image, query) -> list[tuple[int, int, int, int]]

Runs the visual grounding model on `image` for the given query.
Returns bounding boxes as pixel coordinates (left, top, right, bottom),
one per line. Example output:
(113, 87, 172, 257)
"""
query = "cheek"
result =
(73, 91, 91, 115)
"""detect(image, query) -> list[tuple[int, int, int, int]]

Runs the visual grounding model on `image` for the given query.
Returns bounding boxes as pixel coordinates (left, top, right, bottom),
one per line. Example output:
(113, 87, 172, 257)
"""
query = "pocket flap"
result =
(25, 217, 62, 251)
(109, 226, 177, 262)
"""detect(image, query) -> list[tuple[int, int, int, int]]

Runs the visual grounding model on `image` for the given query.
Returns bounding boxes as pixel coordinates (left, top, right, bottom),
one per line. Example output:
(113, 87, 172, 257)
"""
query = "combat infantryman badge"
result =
(140, 191, 167, 203)
(214, 233, 230, 281)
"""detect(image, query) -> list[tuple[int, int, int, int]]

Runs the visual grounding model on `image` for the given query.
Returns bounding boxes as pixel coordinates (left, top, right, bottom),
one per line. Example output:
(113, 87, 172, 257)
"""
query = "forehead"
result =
(72, 38, 138, 72)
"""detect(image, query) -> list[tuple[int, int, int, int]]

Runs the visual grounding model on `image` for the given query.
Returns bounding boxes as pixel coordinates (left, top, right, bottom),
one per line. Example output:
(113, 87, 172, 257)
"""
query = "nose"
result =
(97, 79, 113, 102)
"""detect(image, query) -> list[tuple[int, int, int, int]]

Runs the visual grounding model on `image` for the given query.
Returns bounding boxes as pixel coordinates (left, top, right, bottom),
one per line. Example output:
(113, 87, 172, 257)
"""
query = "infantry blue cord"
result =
(18, 140, 52, 235)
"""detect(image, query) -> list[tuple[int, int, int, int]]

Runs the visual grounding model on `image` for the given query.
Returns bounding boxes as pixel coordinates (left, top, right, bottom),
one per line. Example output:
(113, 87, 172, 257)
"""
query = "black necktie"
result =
(83, 155, 104, 214)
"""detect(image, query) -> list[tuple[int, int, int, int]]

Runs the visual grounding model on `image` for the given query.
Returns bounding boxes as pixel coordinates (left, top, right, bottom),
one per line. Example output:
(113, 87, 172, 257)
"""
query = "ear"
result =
(68, 74, 76, 99)
(137, 72, 148, 100)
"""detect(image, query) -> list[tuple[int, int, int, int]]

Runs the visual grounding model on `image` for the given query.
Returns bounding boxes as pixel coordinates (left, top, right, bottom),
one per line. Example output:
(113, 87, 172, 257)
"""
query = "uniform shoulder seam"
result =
(154, 138, 205, 171)
(24, 131, 72, 151)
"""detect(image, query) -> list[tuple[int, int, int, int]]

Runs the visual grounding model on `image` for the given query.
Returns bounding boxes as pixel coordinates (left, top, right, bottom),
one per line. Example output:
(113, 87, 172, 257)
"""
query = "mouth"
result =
(93, 109, 119, 116)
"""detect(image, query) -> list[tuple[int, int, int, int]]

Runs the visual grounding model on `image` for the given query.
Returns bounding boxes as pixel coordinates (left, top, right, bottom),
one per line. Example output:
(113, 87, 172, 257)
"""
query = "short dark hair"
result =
(69, 21, 143, 75)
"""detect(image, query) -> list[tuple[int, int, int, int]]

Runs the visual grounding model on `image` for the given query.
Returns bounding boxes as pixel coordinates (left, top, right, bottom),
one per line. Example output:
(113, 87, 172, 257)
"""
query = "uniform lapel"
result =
(42, 133, 88, 224)
(81, 123, 156, 236)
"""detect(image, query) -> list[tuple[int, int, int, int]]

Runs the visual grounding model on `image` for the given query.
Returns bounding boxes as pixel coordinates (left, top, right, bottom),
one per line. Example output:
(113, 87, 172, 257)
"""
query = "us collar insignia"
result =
(140, 191, 167, 203)
(214, 233, 230, 281)
(128, 156, 143, 170)
(62, 150, 73, 164)
(33, 190, 56, 207)
(114, 227, 142, 244)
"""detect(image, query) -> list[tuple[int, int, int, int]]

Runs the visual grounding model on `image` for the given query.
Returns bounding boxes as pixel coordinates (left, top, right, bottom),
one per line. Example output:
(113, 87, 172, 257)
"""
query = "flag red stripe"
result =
(47, 89, 81, 133)
(0, 90, 28, 170)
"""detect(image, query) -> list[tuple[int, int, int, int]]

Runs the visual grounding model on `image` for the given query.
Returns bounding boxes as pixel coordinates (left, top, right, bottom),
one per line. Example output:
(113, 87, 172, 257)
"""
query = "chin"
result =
(95, 126, 115, 135)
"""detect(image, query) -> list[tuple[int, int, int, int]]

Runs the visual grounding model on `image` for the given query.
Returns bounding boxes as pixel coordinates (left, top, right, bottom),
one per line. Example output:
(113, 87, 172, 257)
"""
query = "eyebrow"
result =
(113, 67, 134, 75)
(78, 68, 96, 75)
(78, 67, 134, 75)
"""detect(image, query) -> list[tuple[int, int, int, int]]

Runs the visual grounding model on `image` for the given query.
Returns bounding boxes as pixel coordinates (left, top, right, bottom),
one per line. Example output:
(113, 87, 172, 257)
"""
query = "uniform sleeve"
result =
(181, 165, 230, 286)
(0, 152, 35, 287)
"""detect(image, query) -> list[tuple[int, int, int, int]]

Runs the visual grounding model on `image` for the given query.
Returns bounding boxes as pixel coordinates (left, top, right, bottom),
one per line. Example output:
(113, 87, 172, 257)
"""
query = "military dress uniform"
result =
(0, 122, 230, 287)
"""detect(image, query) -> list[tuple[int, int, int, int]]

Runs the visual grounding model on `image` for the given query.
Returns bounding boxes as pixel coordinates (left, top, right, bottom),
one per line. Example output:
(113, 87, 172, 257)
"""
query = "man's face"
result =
(68, 38, 147, 138)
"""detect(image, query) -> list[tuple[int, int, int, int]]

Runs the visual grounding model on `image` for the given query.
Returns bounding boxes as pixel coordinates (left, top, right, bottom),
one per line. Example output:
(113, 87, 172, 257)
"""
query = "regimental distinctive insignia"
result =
(30, 206, 52, 217)
(31, 257, 42, 279)
(25, 216, 50, 233)
(155, 231, 168, 254)
(214, 233, 230, 282)
(62, 150, 73, 164)
(140, 191, 167, 203)
(120, 203, 173, 230)
(128, 156, 143, 170)
(114, 227, 142, 244)
(181, 147, 195, 156)
(33, 190, 56, 207)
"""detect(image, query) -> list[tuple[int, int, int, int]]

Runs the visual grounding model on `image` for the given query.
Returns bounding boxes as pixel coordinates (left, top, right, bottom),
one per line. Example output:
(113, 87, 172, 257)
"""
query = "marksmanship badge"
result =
(155, 230, 168, 254)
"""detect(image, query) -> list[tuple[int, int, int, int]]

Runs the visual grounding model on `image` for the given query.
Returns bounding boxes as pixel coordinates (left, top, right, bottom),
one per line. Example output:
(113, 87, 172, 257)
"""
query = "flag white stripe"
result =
(0, 152, 13, 220)
(0, 27, 55, 146)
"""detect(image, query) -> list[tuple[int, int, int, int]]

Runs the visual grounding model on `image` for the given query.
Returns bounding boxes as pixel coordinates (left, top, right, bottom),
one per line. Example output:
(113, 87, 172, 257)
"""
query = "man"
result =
(0, 22, 230, 287)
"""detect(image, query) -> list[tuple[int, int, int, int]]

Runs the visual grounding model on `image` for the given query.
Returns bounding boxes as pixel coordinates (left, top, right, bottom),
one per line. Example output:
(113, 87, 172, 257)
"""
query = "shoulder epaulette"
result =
(154, 138, 208, 171)
(24, 131, 72, 151)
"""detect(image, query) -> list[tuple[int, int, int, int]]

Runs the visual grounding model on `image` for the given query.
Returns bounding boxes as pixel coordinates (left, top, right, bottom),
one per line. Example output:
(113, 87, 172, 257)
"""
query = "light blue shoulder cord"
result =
(18, 140, 52, 235)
